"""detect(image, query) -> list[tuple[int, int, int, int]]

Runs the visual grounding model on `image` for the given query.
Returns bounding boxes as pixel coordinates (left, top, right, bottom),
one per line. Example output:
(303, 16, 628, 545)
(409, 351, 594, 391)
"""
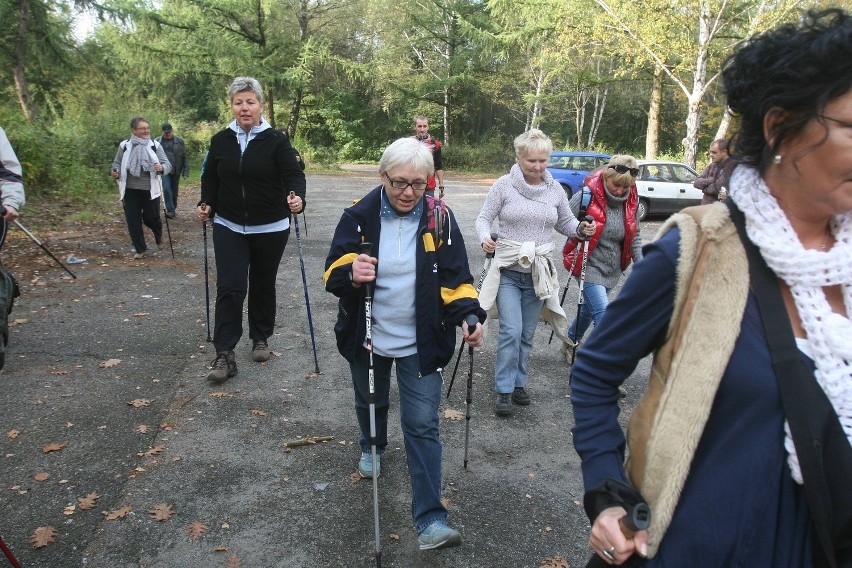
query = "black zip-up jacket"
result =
(201, 127, 306, 225)
(323, 186, 485, 375)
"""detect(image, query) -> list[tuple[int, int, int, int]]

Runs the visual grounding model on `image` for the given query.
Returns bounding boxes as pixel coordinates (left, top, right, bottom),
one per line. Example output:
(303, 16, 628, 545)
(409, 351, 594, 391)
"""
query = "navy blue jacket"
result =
(323, 186, 485, 375)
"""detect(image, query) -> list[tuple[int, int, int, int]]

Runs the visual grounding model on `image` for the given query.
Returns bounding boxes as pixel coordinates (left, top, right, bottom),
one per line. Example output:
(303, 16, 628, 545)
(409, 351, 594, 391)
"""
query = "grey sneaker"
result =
(418, 520, 461, 550)
(251, 340, 271, 362)
(495, 393, 513, 417)
(511, 387, 531, 406)
(358, 451, 380, 479)
(133, 251, 145, 259)
(207, 351, 237, 383)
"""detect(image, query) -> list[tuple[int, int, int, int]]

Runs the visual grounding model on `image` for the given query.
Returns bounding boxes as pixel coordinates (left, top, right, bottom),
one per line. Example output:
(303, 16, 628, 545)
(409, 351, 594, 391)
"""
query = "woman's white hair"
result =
(228, 77, 264, 103)
(514, 128, 553, 159)
(379, 138, 434, 177)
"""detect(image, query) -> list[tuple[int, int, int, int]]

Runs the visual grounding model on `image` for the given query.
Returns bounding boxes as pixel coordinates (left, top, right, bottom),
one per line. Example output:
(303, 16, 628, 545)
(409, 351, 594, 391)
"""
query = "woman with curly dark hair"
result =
(570, 9, 852, 566)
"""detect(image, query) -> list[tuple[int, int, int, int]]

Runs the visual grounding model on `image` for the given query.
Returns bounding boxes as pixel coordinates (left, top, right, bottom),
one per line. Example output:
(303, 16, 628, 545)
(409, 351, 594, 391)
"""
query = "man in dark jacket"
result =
(156, 123, 188, 218)
(694, 139, 734, 204)
(324, 137, 484, 551)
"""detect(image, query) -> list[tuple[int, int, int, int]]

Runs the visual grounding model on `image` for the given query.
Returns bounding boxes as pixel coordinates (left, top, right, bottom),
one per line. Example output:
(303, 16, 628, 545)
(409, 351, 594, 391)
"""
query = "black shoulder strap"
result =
(727, 199, 852, 568)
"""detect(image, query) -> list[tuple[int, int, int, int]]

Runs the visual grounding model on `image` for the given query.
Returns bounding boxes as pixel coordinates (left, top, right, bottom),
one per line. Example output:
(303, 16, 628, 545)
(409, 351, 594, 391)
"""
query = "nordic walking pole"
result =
(160, 192, 175, 259)
(571, 215, 594, 365)
(0, 533, 23, 568)
(290, 192, 320, 374)
(462, 313, 480, 470)
(359, 241, 382, 568)
(447, 232, 497, 399)
(12, 220, 77, 279)
(549, 187, 591, 344)
(201, 207, 212, 342)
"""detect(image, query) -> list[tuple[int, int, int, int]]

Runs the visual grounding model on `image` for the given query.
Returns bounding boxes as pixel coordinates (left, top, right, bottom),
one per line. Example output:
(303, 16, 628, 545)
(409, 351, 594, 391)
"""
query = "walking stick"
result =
(360, 241, 382, 568)
(549, 187, 592, 344)
(290, 192, 319, 374)
(12, 220, 77, 279)
(0, 533, 23, 568)
(570, 215, 594, 365)
(201, 211, 212, 342)
(461, 313, 480, 470)
(446, 232, 497, 399)
(160, 195, 175, 259)
(301, 211, 308, 236)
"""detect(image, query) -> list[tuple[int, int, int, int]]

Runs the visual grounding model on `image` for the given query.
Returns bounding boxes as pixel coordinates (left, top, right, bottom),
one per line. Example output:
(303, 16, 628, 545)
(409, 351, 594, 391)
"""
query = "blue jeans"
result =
(495, 270, 544, 394)
(349, 350, 447, 533)
(161, 173, 180, 214)
(566, 281, 611, 342)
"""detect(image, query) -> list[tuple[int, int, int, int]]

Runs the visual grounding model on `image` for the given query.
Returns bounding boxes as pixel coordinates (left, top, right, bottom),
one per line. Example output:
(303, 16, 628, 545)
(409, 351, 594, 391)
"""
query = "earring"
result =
(773, 155, 782, 164)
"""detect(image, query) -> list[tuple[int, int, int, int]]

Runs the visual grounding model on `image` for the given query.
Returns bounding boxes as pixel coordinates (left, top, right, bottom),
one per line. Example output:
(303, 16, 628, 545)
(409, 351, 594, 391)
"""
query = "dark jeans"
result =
(212, 223, 289, 353)
(161, 173, 180, 214)
(122, 189, 162, 253)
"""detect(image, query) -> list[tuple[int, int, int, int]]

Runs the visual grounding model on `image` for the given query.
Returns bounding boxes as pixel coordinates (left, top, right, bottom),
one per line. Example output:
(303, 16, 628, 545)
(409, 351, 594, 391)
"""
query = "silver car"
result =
(634, 160, 702, 220)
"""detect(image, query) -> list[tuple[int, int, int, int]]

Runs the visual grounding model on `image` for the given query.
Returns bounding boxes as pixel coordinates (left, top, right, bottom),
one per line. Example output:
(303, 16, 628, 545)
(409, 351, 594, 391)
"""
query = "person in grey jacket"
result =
(111, 116, 171, 259)
(155, 123, 188, 218)
(0, 125, 25, 249)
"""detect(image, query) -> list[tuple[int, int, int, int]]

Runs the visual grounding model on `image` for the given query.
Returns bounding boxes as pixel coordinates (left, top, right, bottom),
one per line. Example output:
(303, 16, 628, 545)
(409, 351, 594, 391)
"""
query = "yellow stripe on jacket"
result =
(323, 252, 358, 283)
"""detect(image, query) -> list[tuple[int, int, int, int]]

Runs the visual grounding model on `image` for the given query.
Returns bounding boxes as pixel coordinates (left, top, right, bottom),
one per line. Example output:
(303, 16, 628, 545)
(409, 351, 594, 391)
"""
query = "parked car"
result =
(546, 151, 611, 198)
(634, 160, 702, 221)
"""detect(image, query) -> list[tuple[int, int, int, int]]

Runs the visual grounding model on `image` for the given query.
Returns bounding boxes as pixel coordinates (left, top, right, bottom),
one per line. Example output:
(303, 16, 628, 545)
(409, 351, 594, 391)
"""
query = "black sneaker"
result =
(207, 351, 237, 383)
(495, 393, 513, 417)
(251, 340, 270, 362)
(511, 387, 531, 406)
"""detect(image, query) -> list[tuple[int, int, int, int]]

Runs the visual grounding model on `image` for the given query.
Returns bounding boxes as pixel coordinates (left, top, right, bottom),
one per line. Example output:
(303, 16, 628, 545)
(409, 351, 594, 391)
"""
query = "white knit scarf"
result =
(730, 165, 852, 484)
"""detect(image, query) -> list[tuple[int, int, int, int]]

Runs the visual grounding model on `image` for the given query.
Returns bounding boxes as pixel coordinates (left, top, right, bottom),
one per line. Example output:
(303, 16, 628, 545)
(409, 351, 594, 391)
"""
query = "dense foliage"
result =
(0, 0, 820, 201)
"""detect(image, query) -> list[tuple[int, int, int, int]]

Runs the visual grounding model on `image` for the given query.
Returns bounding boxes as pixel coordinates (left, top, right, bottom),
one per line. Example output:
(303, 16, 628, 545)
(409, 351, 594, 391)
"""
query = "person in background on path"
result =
(412, 115, 444, 197)
(324, 137, 484, 551)
(562, 155, 642, 356)
(198, 77, 306, 383)
(694, 139, 735, 204)
(571, 9, 852, 565)
(155, 123, 188, 219)
(0, 126, 25, 249)
(476, 129, 595, 417)
(111, 116, 171, 259)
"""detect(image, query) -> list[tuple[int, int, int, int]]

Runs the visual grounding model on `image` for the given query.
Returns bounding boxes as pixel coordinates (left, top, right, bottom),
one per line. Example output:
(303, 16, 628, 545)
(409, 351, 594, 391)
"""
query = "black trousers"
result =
(212, 223, 289, 353)
(122, 188, 162, 253)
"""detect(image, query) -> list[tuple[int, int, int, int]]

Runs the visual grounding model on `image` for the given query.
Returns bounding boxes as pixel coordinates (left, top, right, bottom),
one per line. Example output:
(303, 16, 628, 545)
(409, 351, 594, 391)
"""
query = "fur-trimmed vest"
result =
(624, 203, 750, 557)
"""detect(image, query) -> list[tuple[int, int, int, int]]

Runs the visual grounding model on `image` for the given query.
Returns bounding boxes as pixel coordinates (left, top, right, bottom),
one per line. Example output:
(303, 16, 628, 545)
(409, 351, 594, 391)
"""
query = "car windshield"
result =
(547, 156, 570, 168)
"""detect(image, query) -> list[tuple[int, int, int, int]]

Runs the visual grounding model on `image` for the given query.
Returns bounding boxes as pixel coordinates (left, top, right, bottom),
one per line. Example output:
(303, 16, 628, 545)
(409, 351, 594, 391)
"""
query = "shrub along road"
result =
(0, 171, 656, 567)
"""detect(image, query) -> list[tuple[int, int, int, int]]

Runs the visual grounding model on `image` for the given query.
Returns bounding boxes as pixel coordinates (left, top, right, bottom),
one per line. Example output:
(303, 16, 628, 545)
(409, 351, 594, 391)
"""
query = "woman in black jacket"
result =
(198, 76, 306, 383)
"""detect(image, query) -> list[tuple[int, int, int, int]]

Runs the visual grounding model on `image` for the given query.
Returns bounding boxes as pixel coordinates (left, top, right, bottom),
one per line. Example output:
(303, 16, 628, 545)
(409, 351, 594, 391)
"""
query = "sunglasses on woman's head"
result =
(609, 164, 639, 176)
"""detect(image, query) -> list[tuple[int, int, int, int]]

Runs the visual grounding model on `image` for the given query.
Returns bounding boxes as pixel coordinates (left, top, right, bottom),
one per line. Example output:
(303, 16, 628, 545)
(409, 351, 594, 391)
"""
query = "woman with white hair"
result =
(324, 137, 485, 550)
(476, 129, 595, 417)
(198, 77, 306, 382)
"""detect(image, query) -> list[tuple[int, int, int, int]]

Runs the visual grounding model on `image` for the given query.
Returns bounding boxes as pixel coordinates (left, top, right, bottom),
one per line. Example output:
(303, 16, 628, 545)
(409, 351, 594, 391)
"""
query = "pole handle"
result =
(486, 232, 498, 259)
(618, 502, 651, 539)
(360, 242, 373, 256)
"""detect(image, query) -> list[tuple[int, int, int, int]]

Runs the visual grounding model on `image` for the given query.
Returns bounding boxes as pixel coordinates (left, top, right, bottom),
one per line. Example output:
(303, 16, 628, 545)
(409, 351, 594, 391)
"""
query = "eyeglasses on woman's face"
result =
(609, 164, 639, 177)
(386, 177, 428, 191)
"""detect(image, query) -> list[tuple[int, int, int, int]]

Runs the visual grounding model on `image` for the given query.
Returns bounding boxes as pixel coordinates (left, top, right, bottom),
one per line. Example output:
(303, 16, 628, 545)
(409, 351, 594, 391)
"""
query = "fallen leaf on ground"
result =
(52, 370, 70, 376)
(443, 408, 464, 421)
(33, 472, 50, 482)
(139, 445, 165, 457)
(304, 371, 320, 379)
(209, 391, 232, 398)
(186, 521, 209, 540)
(99, 359, 121, 368)
(78, 492, 100, 510)
(63, 505, 75, 516)
(132, 312, 150, 317)
(102, 506, 132, 520)
(149, 503, 175, 521)
(214, 546, 229, 552)
(29, 526, 58, 548)
(7, 429, 20, 439)
(249, 409, 267, 417)
(348, 471, 362, 484)
(540, 556, 570, 568)
(127, 399, 151, 407)
(42, 441, 68, 453)
(528, 472, 536, 479)
(135, 425, 150, 433)
(226, 553, 243, 568)
(389, 533, 400, 541)
(441, 497, 451, 509)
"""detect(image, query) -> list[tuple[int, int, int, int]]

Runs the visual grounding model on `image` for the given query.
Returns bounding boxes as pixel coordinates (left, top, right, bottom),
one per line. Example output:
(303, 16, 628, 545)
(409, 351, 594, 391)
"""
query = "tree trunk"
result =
(288, 88, 303, 138)
(267, 90, 276, 129)
(645, 66, 662, 159)
(682, 4, 711, 169)
(530, 68, 544, 130)
(13, 0, 36, 123)
(714, 108, 732, 143)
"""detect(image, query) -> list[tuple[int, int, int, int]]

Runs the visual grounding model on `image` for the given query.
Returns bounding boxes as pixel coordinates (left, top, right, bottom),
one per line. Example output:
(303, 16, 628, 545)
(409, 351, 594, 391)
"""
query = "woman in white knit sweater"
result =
(476, 129, 595, 417)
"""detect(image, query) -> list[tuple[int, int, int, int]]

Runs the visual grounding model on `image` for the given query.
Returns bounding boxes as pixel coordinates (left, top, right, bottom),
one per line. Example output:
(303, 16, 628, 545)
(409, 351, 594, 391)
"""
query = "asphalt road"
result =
(0, 170, 659, 568)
